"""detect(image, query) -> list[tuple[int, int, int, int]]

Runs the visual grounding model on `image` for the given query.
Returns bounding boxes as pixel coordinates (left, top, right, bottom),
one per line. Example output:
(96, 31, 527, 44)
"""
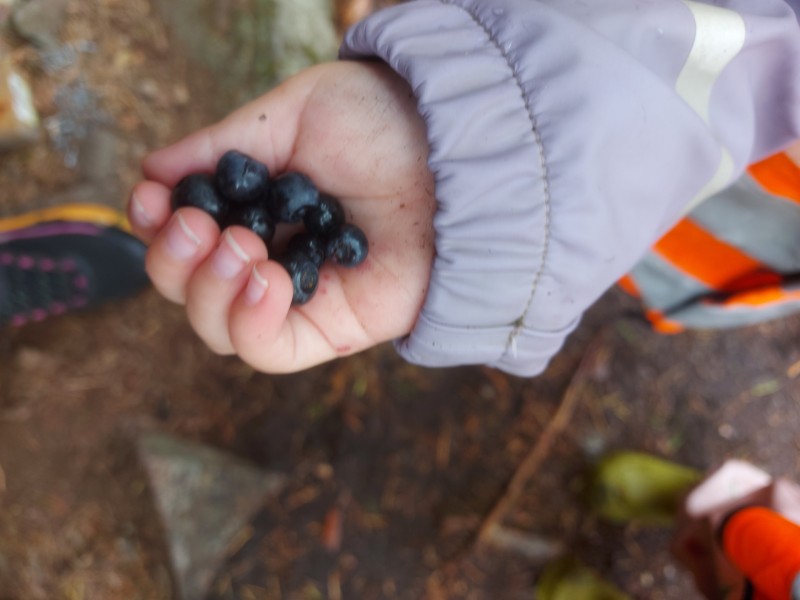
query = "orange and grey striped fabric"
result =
(622, 150, 800, 333)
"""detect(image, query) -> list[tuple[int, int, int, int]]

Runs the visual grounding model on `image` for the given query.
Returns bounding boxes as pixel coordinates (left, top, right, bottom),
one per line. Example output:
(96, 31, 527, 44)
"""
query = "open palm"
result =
(128, 61, 435, 372)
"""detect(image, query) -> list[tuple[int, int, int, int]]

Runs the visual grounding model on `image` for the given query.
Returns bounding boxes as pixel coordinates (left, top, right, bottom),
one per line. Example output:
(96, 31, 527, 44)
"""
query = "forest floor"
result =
(2, 1, 799, 598)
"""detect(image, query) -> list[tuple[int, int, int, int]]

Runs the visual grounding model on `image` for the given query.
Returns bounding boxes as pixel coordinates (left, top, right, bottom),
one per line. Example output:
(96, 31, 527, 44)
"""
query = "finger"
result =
(141, 67, 323, 187)
(184, 227, 268, 354)
(227, 261, 304, 373)
(228, 263, 374, 373)
(144, 208, 220, 304)
(128, 180, 173, 244)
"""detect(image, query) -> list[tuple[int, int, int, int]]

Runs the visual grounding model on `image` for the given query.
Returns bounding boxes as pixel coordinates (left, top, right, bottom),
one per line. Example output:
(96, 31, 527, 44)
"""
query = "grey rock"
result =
(138, 432, 287, 600)
(11, 0, 68, 50)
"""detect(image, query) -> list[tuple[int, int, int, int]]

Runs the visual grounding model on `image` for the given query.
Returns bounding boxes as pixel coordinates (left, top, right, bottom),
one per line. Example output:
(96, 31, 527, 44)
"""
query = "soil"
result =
(2, 2, 800, 599)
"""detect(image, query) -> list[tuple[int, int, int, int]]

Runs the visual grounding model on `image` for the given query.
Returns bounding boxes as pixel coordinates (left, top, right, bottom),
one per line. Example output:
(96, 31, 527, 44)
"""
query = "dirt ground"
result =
(2, 1, 800, 599)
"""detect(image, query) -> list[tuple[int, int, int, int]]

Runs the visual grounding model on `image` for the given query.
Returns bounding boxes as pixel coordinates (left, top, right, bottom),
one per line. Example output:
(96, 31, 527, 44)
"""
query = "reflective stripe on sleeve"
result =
(677, 1, 746, 214)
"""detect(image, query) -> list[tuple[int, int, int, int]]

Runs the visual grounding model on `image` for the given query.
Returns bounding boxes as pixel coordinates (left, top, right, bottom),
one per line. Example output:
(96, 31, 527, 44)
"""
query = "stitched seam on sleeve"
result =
(440, 0, 552, 360)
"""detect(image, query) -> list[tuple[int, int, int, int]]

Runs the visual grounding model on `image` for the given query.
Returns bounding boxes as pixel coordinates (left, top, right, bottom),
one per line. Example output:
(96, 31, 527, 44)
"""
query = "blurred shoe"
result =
(0, 203, 148, 327)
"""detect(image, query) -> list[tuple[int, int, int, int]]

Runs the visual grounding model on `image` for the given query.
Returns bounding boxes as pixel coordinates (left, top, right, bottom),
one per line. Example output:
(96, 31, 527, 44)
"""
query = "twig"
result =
(484, 525, 563, 561)
(475, 330, 607, 544)
(423, 328, 610, 590)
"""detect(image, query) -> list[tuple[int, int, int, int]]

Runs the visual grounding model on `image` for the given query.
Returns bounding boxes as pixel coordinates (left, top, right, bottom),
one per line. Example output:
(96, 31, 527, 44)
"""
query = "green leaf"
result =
(587, 451, 701, 525)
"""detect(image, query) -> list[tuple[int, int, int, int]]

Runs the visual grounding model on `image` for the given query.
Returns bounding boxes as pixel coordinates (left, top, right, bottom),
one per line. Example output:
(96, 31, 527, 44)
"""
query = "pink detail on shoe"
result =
(50, 302, 67, 315)
(73, 275, 89, 290)
(18, 255, 35, 269)
(10, 314, 27, 327)
(39, 258, 56, 271)
(31, 308, 48, 322)
(0, 253, 12, 265)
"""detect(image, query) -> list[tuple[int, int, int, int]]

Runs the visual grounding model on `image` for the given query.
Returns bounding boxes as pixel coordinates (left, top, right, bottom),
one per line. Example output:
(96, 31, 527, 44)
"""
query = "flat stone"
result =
(0, 56, 40, 152)
(138, 433, 286, 600)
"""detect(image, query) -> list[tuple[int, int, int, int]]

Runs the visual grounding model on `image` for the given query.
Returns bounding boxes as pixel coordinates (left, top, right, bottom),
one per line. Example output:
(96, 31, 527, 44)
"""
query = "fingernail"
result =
(211, 230, 251, 279)
(244, 264, 269, 305)
(165, 213, 201, 260)
(130, 192, 154, 229)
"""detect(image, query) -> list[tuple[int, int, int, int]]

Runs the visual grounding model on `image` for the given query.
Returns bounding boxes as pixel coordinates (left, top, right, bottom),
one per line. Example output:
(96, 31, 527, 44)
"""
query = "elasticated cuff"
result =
(392, 312, 579, 377)
(341, 0, 552, 375)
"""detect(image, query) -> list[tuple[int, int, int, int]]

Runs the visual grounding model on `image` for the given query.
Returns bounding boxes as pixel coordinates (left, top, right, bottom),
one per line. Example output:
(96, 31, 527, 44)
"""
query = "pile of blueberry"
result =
(171, 150, 368, 305)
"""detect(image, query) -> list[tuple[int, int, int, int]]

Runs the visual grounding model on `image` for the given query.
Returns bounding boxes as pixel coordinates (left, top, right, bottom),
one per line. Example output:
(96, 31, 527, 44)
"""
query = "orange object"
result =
(749, 152, 800, 206)
(644, 309, 684, 334)
(617, 274, 640, 298)
(722, 286, 800, 309)
(653, 218, 780, 293)
(721, 507, 800, 600)
(621, 149, 800, 332)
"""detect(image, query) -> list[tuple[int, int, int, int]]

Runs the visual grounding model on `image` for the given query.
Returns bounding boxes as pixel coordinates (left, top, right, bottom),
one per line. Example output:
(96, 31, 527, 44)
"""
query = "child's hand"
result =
(128, 61, 436, 372)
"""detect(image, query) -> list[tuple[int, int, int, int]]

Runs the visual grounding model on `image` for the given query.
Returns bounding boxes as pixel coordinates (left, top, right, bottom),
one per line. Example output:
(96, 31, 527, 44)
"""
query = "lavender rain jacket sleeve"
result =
(340, 0, 800, 377)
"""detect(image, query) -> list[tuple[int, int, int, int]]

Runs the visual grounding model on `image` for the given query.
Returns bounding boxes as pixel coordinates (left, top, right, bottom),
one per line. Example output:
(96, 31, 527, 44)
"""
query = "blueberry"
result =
(268, 172, 319, 223)
(171, 173, 227, 226)
(280, 252, 319, 305)
(286, 232, 325, 268)
(325, 223, 368, 268)
(225, 203, 275, 244)
(215, 150, 271, 203)
(303, 193, 345, 237)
